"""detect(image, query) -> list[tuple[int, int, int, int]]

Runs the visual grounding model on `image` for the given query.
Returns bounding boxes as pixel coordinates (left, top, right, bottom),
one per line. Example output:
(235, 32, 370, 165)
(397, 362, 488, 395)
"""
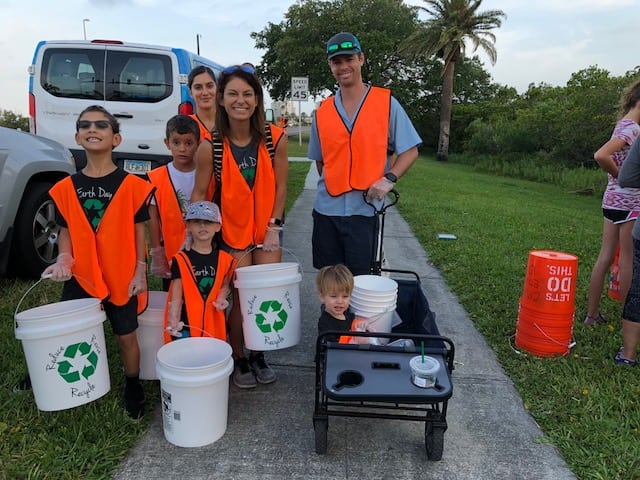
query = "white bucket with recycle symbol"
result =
(14, 285, 110, 412)
(234, 261, 302, 350)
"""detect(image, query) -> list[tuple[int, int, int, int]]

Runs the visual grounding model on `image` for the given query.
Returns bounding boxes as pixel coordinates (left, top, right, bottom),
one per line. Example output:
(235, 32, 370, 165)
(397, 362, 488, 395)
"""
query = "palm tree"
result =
(401, 0, 505, 161)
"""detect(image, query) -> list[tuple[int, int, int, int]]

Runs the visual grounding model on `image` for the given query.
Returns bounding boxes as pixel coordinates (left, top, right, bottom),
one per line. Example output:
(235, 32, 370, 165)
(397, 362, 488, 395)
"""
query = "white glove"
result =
(167, 300, 184, 337)
(42, 253, 74, 281)
(128, 261, 148, 297)
(366, 176, 395, 201)
(262, 226, 281, 252)
(150, 246, 171, 278)
(213, 284, 230, 311)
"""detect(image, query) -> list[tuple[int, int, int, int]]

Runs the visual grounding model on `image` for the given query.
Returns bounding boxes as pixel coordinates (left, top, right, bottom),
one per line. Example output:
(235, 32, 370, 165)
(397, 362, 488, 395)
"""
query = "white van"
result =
(29, 39, 225, 173)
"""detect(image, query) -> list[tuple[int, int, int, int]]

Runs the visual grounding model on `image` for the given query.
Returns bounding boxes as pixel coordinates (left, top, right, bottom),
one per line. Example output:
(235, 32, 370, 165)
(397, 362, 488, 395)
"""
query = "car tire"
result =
(10, 181, 59, 278)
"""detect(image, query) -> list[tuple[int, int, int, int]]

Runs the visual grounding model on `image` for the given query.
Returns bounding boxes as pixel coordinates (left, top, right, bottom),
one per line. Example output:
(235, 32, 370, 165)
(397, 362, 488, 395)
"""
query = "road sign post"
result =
(291, 77, 309, 145)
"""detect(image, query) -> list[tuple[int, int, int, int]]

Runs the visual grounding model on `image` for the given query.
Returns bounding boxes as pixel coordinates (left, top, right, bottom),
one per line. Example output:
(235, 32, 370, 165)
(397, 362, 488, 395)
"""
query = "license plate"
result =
(123, 159, 151, 175)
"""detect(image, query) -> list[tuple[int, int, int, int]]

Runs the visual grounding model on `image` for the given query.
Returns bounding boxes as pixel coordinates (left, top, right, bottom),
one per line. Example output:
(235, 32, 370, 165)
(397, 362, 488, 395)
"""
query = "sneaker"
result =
(233, 357, 257, 389)
(12, 375, 32, 393)
(614, 350, 637, 367)
(584, 313, 607, 326)
(249, 352, 277, 385)
(124, 381, 145, 419)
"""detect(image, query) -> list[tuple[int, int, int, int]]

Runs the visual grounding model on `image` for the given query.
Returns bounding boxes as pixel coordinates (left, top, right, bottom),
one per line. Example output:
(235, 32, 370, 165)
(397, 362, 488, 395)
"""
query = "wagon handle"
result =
(363, 189, 399, 215)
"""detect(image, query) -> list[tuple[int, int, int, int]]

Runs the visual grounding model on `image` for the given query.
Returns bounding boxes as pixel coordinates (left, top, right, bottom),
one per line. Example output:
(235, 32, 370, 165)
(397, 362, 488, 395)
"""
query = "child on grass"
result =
(165, 201, 235, 342)
(148, 115, 213, 289)
(42, 105, 155, 418)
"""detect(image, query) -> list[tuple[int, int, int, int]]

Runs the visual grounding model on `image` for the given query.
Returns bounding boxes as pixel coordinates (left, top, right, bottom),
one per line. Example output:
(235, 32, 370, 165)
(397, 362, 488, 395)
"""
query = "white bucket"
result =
(354, 275, 398, 293)
(156, 337, 233, 447)
(15, 298, 110, 412)
(234, 262, 302, 350)
(137, 291, 167, 380)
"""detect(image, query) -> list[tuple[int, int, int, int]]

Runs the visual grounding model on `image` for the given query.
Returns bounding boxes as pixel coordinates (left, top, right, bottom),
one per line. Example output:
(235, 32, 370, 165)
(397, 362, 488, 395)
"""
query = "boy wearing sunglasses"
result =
(308, 32, 422, 276)
(41, 105, 155, 418)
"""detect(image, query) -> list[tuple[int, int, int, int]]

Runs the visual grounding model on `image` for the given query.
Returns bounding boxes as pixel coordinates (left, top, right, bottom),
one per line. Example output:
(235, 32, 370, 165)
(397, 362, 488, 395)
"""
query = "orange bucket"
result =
(520, 250, 578, 315)
(608, 246, 621, 301)
(515, 303, 574, 357)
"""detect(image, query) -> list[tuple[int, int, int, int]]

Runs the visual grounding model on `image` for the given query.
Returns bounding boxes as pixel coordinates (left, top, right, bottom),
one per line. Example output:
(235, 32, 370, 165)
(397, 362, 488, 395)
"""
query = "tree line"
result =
(251, 0, 639, 168)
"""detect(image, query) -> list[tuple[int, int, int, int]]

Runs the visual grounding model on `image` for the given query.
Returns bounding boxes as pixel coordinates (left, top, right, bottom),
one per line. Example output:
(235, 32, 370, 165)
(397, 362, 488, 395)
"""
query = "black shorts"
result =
(312, 210, 377, 276)
(603, 208, 639, 224)
(61, 276, 139, 335)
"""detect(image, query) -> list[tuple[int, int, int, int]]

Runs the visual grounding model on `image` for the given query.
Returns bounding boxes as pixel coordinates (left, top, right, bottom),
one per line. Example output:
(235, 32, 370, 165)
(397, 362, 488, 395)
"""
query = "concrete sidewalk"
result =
(114, 163, 575, 479)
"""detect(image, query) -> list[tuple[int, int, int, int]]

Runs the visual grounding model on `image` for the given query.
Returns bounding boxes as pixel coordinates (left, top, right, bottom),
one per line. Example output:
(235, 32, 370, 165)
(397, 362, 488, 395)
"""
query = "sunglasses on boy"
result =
(222, 64, 256, 75)
(76, 120, 112, 131)
(327, 41, 357, 54)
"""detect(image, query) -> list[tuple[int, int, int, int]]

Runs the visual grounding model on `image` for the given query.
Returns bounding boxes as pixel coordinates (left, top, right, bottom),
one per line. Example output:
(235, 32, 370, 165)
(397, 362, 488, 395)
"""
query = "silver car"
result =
(0, 127, 75, 278)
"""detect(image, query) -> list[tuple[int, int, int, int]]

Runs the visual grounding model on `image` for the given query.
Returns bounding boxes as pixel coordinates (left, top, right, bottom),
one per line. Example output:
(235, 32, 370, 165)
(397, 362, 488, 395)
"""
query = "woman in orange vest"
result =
(164, 201, 235, 342)
(188, 65, 217, 142)
(192, 64, 288, 389)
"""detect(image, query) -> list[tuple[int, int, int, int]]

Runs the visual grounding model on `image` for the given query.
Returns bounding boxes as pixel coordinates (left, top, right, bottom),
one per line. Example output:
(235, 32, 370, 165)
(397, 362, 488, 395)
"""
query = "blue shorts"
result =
(603, 209, 639, 225)
(61, 276, 139, 335)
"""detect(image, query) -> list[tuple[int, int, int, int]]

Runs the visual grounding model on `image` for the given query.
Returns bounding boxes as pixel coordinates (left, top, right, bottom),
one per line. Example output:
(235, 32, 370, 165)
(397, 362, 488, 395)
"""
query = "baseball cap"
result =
(327, 32, 362, 60)
(184, 201, 222, 224)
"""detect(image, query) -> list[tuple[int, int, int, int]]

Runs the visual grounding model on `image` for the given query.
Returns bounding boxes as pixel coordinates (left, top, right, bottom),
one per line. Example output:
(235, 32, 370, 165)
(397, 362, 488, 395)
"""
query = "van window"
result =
(107, 51, 172, 102)
(41, 48, 172, 103)
(42, 49, 103, 100)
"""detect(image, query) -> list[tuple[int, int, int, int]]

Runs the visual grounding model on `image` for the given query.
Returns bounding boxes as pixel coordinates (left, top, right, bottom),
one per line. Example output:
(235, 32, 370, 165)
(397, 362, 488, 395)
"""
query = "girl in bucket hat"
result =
(164, 201, 236, 343)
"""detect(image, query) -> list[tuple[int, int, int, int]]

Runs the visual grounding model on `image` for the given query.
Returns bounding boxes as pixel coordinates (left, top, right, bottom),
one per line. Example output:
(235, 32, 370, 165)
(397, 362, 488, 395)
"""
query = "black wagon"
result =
(312, 191, 455, 460)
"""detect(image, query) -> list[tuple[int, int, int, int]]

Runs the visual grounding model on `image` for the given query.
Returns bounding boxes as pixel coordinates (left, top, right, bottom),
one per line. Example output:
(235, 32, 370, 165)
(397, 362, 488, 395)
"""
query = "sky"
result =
(0, 0, 637, 118)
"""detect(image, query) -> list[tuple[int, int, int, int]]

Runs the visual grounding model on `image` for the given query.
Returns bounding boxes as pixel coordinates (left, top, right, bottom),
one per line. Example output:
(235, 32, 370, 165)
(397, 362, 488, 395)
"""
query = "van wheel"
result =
(10, 182, 59, 278)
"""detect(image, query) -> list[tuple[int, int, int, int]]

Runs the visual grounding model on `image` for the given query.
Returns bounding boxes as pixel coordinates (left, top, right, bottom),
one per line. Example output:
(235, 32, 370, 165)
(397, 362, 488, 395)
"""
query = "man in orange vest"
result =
(308, 32, 422, 275)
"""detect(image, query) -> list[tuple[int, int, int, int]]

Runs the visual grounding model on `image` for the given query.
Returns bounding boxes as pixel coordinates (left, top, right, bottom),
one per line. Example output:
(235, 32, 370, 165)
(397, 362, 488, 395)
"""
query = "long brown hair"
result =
(618, 78, 640, 118)
(215, 66, 266, 143)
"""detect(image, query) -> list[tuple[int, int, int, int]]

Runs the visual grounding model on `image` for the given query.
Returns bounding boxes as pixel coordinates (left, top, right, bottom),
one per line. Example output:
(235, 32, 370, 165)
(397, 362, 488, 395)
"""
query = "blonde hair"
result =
(316, 264, 354, 296)
(618, 78, 640, 118)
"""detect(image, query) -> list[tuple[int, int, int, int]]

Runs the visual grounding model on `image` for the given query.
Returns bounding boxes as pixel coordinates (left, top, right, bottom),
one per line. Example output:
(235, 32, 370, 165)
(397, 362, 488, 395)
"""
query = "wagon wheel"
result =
(425, 423, 444, 461)
(314, 417, 328, 454)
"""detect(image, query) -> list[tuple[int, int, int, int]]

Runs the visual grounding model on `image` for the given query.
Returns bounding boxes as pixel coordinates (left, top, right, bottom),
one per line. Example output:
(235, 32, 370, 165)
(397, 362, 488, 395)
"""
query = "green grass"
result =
(0, 163, 311, 479)
(286, 131, 310, 158)
(398, 158, 640, 480)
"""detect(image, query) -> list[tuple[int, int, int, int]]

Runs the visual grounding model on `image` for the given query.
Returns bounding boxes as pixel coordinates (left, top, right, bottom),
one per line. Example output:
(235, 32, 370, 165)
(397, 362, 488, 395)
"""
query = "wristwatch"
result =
(269, 217, 283, 226)
(384, 172, 398, 183)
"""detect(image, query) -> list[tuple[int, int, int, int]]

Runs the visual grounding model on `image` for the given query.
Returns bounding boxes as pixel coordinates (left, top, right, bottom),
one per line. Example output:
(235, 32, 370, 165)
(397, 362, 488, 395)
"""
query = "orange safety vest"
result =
(316, 86, 391, 196)
(147, 166, 214, 261)
(163, 250, 235, 343)
(218, 125, 285, 249)
(49, 174, 155, 308)
(190, 114, 212, 142)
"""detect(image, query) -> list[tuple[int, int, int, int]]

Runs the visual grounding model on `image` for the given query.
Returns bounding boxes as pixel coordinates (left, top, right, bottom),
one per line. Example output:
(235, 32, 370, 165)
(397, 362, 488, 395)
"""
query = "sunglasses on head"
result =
(76, 120, 112, 130)
(222, 64, 256, 75)
(327, 41, 357, 54)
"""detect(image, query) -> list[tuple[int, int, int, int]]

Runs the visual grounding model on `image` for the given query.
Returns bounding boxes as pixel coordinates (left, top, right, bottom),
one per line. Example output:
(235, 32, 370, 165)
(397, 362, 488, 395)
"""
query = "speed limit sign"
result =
(291, 77, 309, 101)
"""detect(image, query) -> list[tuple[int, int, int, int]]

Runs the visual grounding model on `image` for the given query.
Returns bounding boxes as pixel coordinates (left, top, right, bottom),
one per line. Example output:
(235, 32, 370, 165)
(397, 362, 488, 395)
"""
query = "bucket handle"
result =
(166, 323, 214, 339)
(14, 273, 96, 334)
(234, 245, 303, 278)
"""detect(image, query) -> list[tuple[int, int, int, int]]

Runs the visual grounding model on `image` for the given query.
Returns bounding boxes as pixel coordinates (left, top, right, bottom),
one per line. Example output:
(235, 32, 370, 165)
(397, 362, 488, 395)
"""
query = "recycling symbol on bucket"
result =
(255, 300, 288, 333)
(56, 342, 99, 383)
